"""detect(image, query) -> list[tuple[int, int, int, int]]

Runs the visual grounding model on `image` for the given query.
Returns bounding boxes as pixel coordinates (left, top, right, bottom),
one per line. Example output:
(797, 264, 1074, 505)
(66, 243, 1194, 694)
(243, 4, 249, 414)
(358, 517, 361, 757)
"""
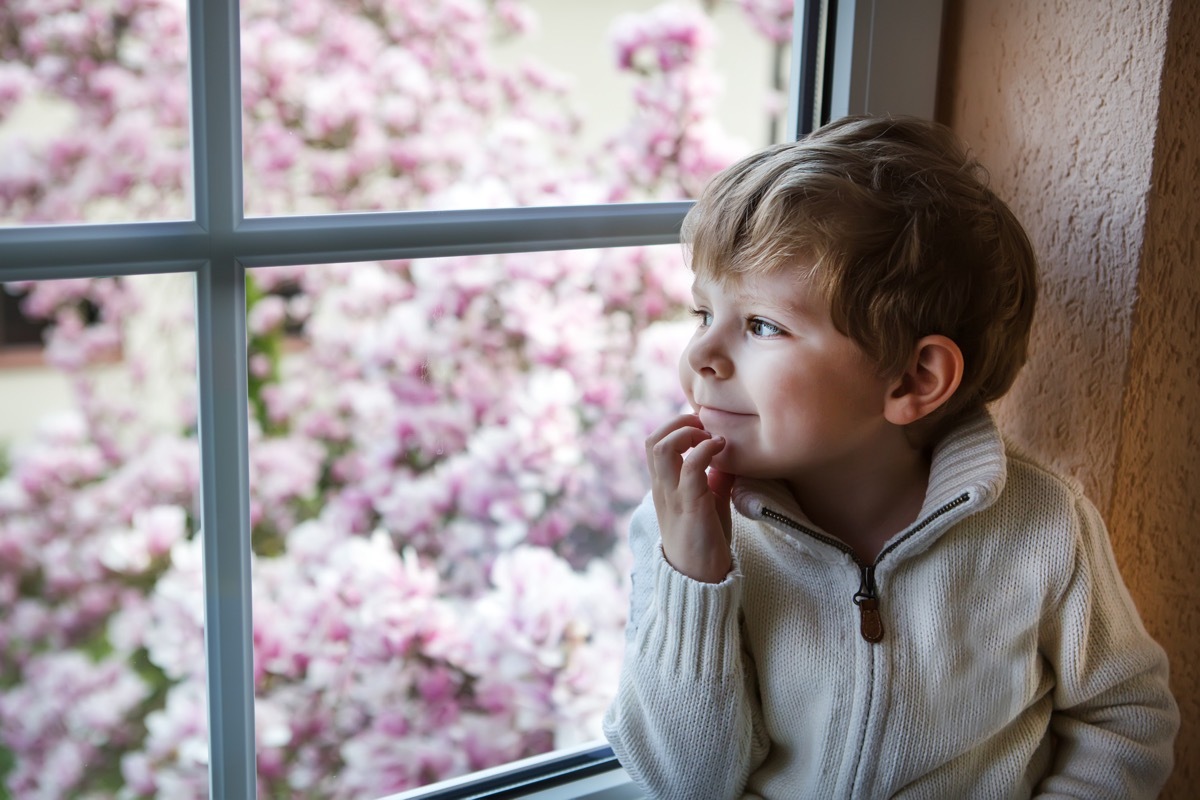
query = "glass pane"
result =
(0, 275, 208, 798)
(240, 0, 792, 216)
(0, 1, 192, 226)
(246, 245, 693, 796)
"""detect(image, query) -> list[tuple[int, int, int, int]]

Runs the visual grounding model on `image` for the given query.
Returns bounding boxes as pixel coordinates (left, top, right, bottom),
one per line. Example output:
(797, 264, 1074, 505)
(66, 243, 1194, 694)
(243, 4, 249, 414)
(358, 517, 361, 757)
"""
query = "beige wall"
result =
(938, 0, 1199, 794)
(1109, 2, 1200, 793)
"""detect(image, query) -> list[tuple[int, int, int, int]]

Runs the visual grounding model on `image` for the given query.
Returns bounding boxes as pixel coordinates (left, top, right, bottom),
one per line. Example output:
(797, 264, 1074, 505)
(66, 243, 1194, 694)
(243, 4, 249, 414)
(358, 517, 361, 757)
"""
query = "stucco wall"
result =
(1108, 1, 1200, 791)
(937, 0, 1198, 793)
(938, 0, 1169, 508)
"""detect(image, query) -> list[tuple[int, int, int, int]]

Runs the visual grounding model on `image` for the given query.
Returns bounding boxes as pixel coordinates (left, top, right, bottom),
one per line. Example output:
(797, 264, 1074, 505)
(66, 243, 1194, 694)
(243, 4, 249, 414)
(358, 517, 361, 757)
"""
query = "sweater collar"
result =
(919, 410, 1007, 520)
(731, 410, 1008, 554)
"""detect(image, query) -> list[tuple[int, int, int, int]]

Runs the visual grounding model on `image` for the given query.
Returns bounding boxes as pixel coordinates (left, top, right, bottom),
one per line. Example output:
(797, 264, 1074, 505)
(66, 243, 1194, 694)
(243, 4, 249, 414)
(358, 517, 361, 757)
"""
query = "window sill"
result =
(384, 742, 642, 800)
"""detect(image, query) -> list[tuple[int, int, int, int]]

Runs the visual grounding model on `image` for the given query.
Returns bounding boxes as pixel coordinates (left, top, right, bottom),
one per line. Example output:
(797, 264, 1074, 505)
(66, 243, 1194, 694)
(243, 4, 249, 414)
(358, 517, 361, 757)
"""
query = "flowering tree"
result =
(0, 0, 790, 797)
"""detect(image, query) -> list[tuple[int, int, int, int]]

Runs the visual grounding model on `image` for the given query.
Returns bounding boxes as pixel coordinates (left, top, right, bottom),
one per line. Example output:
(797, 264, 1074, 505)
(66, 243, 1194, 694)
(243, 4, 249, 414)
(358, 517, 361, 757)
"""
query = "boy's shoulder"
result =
(1001, 437, 1090, 504)
(986, 436, 1100, 552)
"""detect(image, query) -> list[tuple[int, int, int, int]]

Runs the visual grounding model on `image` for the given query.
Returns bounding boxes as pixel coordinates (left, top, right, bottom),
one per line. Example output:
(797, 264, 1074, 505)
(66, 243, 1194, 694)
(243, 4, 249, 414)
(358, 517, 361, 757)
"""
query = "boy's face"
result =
(679, 270, 894, 484)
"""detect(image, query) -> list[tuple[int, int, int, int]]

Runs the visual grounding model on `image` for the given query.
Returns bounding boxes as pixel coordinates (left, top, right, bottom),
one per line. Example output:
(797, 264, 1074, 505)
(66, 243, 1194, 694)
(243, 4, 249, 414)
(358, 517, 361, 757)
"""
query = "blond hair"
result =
(682, 114, 1038, 435)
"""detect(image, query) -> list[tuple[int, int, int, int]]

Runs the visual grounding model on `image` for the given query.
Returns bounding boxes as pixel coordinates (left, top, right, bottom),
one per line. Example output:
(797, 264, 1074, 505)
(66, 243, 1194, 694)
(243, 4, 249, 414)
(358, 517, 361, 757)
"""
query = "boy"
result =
(602, 115, 1179, 799)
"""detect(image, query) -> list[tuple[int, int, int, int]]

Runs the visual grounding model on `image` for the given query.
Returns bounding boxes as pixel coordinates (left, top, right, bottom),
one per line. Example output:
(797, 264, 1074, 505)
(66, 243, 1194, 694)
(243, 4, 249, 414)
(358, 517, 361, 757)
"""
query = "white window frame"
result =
(0, 1, 940, 796)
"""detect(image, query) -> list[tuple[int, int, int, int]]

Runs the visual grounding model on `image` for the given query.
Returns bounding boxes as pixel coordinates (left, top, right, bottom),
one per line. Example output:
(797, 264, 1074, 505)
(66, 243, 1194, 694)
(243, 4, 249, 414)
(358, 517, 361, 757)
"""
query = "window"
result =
(0, 1, 941, 796)
(0, 288, 45, 352)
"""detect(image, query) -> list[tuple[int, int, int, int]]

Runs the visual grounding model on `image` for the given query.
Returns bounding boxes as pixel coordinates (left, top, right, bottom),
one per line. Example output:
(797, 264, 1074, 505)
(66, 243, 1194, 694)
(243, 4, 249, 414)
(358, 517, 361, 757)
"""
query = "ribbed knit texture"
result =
(603, 412, 1179, 799)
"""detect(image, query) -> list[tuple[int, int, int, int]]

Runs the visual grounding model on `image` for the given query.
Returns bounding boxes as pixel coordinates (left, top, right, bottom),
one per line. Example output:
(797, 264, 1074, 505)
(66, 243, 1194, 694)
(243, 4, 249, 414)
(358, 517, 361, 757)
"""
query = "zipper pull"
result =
(853, 564, 884, 643)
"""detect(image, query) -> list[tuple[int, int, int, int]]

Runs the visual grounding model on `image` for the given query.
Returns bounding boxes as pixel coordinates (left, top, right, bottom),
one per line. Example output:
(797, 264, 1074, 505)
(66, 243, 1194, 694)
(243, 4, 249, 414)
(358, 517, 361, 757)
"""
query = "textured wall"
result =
(937, 0, 1197, 794)
(938, 0, 1170, 508)
(1107, 2, 1200, 792)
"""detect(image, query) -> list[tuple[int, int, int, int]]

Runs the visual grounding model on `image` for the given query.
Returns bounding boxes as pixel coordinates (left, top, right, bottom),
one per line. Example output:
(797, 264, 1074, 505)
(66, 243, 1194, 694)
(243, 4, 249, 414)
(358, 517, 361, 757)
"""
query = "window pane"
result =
(240, 0, 792, 216)
(0, 275, 207, 797)
(0, 1, 192, 226)
(245, 245, 692, 796)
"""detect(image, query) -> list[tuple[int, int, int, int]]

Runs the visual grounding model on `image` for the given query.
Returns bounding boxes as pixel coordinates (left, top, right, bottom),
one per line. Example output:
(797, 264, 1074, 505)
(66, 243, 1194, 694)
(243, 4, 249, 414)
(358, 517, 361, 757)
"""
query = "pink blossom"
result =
(0, 62, 33, 116)
(99, 504, 186, 574)
(137, 537, 207, 683)
(0, 652, 146, 799)
(248, 293, 288, 336)
(494, 0, 538, 36)
(121, 679, 210, 799)
(612, 3, 715, 74)
(736, 0, 795, 44)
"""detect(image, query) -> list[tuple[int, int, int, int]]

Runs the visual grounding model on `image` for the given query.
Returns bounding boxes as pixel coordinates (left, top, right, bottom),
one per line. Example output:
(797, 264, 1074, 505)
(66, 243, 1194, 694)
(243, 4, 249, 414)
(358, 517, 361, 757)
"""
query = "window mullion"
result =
(234, 203, 692, 267)
(0, 222, 209, 281)
(194, 257, 256, 799)
(189, 0, 257, 797)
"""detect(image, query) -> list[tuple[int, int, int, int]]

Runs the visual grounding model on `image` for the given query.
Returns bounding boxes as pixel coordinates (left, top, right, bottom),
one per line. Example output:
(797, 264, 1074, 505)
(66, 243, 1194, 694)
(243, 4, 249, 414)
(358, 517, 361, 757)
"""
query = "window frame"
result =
(0, 1, 941, 795)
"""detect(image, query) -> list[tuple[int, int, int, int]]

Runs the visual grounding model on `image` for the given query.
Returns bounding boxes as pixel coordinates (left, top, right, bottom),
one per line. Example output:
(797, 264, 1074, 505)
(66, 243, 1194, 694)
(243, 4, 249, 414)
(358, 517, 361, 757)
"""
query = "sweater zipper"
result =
(760, 492, 970, 643)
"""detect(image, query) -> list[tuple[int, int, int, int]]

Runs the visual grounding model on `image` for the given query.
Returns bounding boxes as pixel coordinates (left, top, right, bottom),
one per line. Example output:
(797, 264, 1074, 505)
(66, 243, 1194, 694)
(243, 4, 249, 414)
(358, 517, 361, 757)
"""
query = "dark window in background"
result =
(0, 289, 45, 349)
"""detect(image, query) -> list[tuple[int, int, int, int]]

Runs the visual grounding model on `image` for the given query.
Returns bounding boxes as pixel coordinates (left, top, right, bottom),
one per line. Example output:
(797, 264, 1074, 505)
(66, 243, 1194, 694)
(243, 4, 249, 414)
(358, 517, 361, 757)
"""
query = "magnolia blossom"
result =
(0, 61, 33, 116)
(119, 679, 211, 799)
(0, 652, 146, 798)
(737, 0, 796, 44)
(600, 7, 745, 201)
(99, 504, 187, 575)
(612, 3, 715, 73)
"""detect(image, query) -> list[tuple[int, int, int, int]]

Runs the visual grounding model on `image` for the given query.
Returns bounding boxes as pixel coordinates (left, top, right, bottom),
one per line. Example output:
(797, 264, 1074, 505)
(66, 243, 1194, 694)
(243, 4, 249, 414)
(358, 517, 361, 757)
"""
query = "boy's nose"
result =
(685, 334, 733, 379)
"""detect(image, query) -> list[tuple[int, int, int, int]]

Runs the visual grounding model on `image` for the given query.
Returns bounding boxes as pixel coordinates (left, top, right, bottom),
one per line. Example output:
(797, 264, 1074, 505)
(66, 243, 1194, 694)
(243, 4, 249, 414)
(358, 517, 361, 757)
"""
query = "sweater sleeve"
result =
(1035, 493, 1180, 799)
(603, 496, 769, 800)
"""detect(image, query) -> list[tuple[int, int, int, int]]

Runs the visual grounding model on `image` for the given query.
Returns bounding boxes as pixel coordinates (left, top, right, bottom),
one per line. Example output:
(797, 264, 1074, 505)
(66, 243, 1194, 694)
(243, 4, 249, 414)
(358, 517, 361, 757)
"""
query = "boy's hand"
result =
(646, 413, 735, 583)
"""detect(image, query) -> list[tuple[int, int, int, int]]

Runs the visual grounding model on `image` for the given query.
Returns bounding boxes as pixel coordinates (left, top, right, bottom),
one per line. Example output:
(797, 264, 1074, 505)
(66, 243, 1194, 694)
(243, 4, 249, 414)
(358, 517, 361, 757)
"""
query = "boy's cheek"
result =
(677, 354, 696, 400)
(678, 377, 699, 413)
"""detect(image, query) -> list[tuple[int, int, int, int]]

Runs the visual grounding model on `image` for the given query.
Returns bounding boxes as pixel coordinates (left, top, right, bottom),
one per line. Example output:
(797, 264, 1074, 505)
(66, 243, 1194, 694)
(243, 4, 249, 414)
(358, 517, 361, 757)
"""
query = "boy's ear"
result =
(883, 335, 964, 426)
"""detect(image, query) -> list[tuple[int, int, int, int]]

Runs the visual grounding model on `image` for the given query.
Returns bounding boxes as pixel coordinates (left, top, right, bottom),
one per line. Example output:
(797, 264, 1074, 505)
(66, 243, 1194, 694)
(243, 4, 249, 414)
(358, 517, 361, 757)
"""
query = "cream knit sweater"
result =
(603, 413, 1179, 799)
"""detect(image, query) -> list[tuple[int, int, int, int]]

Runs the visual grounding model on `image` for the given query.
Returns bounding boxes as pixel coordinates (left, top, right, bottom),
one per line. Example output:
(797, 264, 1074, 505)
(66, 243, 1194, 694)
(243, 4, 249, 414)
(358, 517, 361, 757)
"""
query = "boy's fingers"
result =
(679, 435, 725, 487)
(646, 412, 703, 441)
(671, 436, 727, 512)
(646, 418, 709, 482)
(707, 468, 735, 544)
(645, 414, 703, 467)
(648, 425, 713, 517)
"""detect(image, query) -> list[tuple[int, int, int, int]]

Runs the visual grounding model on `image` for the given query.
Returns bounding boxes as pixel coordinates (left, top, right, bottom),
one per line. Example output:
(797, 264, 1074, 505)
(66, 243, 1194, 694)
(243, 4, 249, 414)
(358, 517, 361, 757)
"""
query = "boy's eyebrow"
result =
(733, 287, 819, 321)
(691, 278, 823, 321)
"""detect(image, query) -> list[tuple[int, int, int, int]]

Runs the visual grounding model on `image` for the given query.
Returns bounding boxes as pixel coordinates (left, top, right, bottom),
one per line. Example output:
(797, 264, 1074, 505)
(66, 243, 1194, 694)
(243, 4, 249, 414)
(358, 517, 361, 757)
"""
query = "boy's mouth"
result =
(698, 405, 755, 423)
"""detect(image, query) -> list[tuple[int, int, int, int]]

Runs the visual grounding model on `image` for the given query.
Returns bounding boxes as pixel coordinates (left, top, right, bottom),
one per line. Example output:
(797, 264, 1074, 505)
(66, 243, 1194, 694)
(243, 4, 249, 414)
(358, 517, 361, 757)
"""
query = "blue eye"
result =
(749, 318, 782, 337)
(690, 308, 712, 327)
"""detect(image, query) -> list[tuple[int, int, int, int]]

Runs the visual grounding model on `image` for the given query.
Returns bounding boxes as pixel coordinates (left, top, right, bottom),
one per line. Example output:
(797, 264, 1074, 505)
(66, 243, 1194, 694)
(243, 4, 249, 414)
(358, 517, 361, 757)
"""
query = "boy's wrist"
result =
(661, 541, 732, 583)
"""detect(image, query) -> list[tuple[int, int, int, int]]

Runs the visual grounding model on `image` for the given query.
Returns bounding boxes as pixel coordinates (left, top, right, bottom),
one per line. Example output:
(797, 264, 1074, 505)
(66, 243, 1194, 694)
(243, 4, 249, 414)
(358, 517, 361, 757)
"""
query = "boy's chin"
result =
(708, 450, 740, 475)
(709, 449, 790, 483)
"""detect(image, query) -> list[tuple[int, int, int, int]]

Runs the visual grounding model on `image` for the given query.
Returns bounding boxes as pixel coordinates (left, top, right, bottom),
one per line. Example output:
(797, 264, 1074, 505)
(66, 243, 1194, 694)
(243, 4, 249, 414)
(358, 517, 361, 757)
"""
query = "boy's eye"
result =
(749, 318, 782, 337)
(690, 308, 712, 327)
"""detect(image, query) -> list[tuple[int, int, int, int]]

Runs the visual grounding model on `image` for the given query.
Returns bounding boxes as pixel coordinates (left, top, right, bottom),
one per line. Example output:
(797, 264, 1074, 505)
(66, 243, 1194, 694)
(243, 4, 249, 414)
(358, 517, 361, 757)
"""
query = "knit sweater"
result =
(602, 412, 1179, 799)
